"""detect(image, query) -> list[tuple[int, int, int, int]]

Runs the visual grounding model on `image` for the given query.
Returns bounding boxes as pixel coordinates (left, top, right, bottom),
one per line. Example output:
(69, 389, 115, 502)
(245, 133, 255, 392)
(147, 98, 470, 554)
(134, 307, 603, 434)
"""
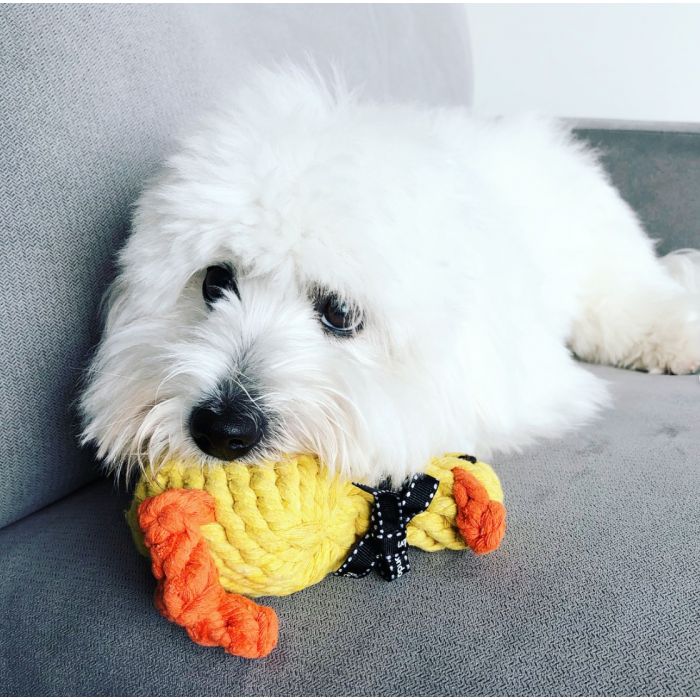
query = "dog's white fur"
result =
(80, 67, 700, 484)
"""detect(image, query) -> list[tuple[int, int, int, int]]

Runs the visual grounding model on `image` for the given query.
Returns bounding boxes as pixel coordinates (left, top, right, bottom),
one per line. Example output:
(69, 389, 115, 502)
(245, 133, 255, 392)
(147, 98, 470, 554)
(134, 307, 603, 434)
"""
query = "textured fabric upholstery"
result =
(0, 3, 472, 528)
(576, 128, 700, 255)
(1, 365, 697, 696)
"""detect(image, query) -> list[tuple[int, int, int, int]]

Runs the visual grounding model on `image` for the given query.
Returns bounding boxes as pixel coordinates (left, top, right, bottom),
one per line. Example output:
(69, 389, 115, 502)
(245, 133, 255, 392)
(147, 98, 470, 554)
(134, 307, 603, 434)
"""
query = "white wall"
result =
(466, 4, 700, 125)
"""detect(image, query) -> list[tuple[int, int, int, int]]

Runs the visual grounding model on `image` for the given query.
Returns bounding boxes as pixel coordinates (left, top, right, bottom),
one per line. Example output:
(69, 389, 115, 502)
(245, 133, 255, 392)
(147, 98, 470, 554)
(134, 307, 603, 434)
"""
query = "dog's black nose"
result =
(189, 403, 263, 461)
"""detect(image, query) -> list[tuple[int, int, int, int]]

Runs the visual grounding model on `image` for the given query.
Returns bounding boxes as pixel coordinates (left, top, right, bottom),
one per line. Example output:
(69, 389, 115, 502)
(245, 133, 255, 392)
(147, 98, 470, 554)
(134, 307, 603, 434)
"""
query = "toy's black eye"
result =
(315, 292, 363, 336)
(203, 265, 238, 307)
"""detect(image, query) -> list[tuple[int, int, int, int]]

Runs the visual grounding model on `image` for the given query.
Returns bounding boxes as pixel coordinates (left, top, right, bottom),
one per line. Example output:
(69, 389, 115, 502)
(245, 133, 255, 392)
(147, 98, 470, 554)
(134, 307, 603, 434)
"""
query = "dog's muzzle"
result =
(189, 382, 266, 461)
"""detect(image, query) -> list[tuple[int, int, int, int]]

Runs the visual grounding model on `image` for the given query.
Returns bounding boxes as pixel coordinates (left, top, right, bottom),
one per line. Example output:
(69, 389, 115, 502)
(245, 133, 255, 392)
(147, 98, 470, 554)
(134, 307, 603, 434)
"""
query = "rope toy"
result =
(127, 452, 506, 658)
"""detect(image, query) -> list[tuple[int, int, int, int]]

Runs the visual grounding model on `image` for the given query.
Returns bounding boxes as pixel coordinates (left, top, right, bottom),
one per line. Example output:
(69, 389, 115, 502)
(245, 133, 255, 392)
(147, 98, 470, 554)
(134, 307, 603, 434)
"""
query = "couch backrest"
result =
(0, 4, 472, 527)
(575, 127, 700, 255)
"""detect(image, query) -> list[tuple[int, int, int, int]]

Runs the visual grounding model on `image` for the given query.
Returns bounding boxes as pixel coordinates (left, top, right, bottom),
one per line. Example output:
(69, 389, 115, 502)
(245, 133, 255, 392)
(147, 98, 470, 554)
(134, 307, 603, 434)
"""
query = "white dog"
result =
(80, 67, 700, 485)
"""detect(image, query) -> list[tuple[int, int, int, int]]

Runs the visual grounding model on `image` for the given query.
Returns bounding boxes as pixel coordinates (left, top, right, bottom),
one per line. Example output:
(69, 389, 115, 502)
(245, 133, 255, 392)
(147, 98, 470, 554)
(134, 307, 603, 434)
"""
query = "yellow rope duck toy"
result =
(128, 453, 506, 658)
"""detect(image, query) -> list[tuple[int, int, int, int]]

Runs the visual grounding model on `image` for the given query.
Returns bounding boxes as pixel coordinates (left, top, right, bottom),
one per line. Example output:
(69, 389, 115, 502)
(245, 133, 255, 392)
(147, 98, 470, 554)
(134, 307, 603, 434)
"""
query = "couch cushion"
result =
(0, 4, 472, 527)
(575, 128, 700, 255)
(1, 364, 697, 695)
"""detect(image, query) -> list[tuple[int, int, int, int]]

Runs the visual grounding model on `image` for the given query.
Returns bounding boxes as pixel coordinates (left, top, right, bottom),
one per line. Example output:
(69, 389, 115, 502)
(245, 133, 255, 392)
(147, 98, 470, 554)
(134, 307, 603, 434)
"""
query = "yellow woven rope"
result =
(128, 453, 503, 598)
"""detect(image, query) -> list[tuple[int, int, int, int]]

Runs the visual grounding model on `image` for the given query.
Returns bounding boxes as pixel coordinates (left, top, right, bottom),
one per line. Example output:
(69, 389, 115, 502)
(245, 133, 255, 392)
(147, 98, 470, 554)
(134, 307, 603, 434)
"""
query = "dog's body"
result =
(81, 68, 700, 484)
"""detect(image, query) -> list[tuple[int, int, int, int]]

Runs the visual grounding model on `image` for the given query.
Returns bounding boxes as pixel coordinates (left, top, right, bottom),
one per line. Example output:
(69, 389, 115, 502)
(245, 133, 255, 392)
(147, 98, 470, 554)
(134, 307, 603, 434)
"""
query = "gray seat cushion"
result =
(1, 365, 697, 696)
(0, 3, 472, 528)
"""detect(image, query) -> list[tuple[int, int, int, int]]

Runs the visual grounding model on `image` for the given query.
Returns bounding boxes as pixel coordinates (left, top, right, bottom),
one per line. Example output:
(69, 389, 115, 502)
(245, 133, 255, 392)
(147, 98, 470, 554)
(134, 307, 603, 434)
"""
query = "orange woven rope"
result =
(137, 489, 278, 658)
(452, 467, 506, 554)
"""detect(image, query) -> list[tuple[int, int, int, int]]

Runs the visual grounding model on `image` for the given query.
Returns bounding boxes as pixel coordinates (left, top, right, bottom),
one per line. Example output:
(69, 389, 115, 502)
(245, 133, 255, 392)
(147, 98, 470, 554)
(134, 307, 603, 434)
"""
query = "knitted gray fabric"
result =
(0, 3, 472, 528)
(1, 365, 697, 696)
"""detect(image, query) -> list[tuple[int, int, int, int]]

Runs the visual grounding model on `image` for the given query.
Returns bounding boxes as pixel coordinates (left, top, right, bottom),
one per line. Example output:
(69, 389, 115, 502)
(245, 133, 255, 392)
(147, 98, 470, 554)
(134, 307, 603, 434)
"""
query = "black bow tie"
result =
(336, 473, 439, 582)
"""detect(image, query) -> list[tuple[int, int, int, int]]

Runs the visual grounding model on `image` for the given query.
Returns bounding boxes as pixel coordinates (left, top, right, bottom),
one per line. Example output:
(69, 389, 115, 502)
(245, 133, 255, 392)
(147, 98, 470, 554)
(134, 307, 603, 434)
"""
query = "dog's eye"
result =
(203, 265, 238, 307)
(316, 293, 363, 336)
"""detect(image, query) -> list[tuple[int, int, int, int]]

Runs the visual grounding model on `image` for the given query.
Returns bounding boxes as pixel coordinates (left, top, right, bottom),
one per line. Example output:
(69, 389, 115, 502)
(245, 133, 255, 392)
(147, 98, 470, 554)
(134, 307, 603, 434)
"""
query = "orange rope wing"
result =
(137, 489, 278, 658)
(452, 467, 506, 554)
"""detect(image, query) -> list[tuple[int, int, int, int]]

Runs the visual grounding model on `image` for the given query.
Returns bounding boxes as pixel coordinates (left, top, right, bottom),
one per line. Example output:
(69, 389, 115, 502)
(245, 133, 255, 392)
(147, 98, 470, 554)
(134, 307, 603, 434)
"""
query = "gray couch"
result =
(1, 5, 698, 696)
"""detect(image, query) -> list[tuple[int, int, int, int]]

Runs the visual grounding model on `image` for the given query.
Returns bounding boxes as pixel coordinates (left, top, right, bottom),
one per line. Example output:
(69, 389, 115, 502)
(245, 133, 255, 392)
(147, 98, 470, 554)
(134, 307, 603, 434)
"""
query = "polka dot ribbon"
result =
(336, 474, 440, 582)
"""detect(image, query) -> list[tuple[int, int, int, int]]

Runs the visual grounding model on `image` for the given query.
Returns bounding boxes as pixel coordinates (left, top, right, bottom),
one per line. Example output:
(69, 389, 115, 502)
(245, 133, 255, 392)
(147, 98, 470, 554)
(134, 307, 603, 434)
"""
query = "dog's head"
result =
(80, 68, 482, 483)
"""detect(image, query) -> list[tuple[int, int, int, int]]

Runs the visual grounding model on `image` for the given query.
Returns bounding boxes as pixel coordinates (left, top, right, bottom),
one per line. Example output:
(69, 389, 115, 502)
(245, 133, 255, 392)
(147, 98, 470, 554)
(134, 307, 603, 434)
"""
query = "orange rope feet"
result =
(137, 489, 278, 658)
(452, 467, 506, 554)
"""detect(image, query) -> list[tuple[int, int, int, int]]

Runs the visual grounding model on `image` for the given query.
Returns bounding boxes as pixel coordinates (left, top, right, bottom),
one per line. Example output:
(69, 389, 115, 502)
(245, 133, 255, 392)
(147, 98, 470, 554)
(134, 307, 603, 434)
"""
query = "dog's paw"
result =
(630, 314, 700, 375)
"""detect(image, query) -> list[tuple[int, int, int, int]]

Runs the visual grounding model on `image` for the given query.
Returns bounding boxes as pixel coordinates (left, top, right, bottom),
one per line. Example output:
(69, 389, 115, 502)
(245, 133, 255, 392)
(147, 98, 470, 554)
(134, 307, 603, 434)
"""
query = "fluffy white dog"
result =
(80, 67, 700, 485)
